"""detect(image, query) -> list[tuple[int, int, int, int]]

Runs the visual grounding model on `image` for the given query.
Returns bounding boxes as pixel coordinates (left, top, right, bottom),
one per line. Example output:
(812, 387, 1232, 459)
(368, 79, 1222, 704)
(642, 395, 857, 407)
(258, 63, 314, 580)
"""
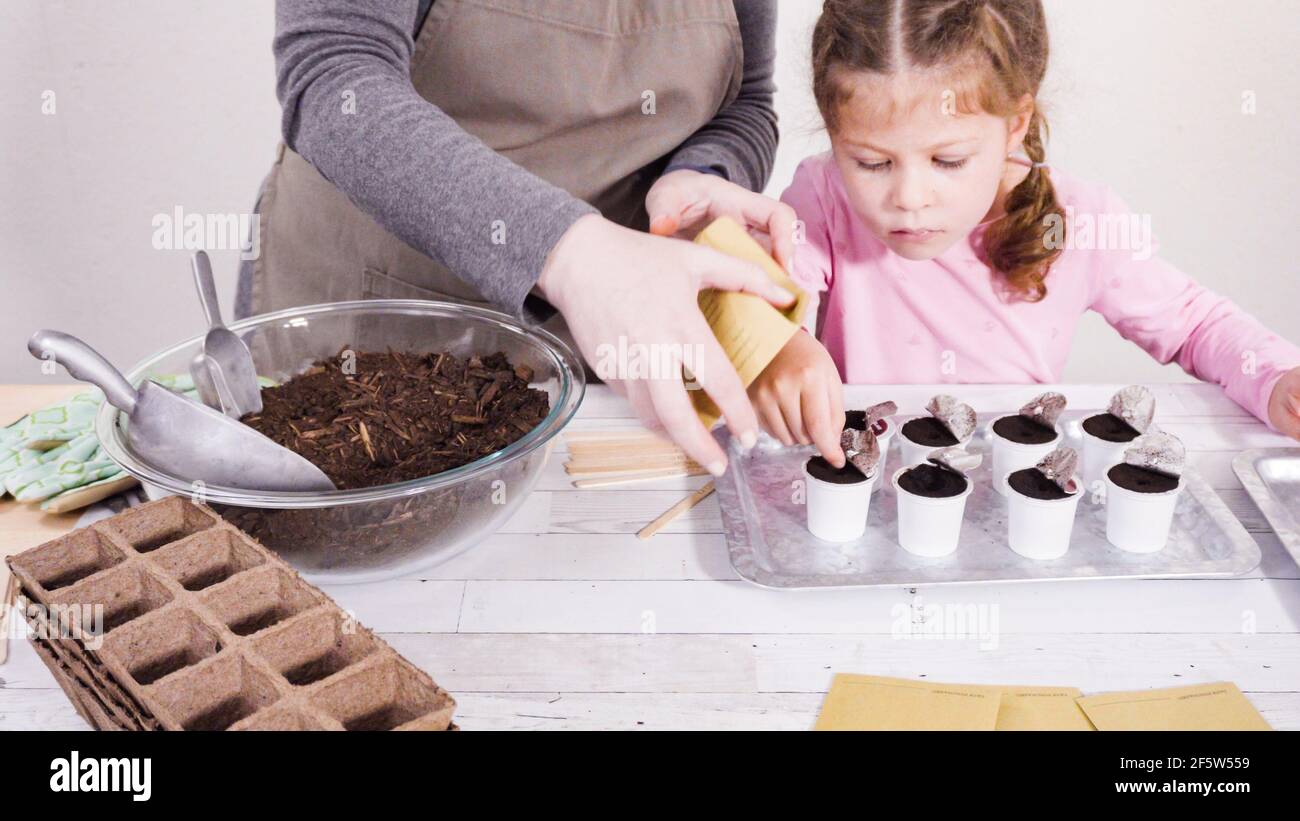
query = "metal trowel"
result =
(188, 250, 263, 417)
(28, 329, 336, 493)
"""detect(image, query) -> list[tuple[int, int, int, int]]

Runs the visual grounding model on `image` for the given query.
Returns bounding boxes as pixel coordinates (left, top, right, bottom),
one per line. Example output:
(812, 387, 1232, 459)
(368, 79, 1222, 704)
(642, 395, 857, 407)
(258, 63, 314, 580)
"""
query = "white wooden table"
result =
(3, 383, 1298, 730)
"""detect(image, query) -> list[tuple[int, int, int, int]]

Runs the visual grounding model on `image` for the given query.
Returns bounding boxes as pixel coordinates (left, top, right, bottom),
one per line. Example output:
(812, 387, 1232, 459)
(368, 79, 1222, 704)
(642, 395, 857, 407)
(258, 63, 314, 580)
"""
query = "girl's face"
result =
(828, 70, 1032, 260)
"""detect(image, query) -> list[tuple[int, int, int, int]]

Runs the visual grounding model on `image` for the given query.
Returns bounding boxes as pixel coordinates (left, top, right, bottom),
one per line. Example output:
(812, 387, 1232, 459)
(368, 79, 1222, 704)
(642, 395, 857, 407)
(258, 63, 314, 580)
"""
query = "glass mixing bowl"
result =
(95, 300, 584, 584)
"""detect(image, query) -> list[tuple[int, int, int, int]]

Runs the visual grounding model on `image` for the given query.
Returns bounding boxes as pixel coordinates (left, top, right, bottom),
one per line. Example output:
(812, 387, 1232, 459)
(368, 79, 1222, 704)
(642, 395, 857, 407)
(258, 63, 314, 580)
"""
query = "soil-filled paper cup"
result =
(1080, 429, 1133, 496)
(990, 421, 1061, 497)
(1002, 473, 1082, 560)
(892, 466, 972, 557)
(803, 461, 876, 542)
(897, 419, 971, 468)
(1104, 470, 1183, 553)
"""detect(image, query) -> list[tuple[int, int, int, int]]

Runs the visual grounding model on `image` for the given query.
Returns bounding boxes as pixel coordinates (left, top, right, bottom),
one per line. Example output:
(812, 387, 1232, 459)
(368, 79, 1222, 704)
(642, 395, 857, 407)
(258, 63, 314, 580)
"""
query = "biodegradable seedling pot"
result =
(989, 416, 1062, 497)
(6, 496, 457, 731)
(802, 458, 876, 542)
(892, 465, 972, 557)
(1002, 472, 1082, 560)
(1104, 466, 1184, 553)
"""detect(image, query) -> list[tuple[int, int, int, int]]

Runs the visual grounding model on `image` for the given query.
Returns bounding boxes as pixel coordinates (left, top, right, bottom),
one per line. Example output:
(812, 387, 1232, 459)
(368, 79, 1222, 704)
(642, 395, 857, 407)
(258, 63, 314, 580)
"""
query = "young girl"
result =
(751, 0, 1300, 465)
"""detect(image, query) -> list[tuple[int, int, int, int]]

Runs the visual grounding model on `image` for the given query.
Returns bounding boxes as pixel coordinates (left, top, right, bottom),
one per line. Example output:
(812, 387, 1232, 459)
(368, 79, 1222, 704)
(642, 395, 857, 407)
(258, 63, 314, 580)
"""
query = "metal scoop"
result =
(188, 250, 263, 417)
(28, 330, 336, 493)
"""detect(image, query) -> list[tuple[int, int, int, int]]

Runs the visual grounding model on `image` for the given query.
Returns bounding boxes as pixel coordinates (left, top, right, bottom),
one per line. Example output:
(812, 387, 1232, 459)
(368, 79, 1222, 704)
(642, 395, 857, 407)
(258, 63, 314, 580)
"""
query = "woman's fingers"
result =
(645, 171, 711, 238)
(622, 379, 660, 431)
(683, 321, 760, 451)
(690, 244, 796, 309)
(645, 372, 728, 476)
(648, 214, 679, 237)
(740, 196, 798, 274)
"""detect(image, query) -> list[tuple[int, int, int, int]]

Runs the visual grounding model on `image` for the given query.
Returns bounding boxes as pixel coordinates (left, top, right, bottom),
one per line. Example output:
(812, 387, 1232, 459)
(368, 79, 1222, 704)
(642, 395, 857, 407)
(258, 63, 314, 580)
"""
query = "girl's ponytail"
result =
(979, 109, 1065, 301)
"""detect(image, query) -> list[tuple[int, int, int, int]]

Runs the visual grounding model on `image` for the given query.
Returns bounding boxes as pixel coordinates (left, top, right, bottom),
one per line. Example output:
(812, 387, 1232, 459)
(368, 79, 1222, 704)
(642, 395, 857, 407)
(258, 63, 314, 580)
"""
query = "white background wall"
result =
(2, 1, 1297, 392)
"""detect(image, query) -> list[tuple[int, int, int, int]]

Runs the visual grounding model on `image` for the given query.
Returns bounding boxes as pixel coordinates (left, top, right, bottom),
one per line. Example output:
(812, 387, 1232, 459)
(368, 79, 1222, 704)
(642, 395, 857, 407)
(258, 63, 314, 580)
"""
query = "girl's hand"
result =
(646, 169, 799, 273)
(1267, 367, 1300, 440)
(748, 330, 847, 466)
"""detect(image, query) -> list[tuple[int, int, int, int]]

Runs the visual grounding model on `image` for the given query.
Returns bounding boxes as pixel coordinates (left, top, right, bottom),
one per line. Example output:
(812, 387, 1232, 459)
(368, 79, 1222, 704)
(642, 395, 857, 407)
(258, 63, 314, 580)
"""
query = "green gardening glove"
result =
(1, 374, 278, 511)
(0, 390, 132, 509)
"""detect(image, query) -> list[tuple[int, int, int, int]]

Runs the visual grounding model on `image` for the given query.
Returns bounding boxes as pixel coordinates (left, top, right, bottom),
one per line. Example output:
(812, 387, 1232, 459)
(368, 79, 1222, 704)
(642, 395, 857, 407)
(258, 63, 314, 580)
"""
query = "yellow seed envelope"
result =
(815, 674, 1002, 731)
(995, 686, 1095, 731)
(1076, 682, 1271, 731)
(691, 217, 809, 429)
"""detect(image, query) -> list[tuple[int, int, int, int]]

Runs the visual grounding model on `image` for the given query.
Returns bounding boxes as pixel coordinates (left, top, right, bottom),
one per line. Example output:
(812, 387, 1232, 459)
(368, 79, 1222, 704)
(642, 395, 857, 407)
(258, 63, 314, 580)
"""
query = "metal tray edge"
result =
(1233, 448, 1300, 572)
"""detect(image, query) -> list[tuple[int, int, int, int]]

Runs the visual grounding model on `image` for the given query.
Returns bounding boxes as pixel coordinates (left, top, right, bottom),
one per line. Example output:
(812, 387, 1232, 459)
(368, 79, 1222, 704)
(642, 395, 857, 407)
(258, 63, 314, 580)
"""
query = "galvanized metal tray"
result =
(714, 413, 1260, 589)
(1233, 448, 1300, 571)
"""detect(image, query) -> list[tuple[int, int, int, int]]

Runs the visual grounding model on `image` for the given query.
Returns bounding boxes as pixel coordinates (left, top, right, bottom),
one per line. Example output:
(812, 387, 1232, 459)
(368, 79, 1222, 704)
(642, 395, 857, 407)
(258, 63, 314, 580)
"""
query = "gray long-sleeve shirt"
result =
(273, 0, 779, 323)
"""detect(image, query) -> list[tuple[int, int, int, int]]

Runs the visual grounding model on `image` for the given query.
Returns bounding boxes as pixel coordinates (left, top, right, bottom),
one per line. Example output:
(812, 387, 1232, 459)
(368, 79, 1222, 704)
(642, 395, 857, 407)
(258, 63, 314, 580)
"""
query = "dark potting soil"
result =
(1107, 462, 1179, 494)
(1008, 467, 1073, 500)
(898, 463, 967, 498)
(241, 348, 550, 490)
(806, 455, 868, 485)
(900, 416, 959, 447)
(1083, 412, 1140, 443)
(993, 414, 1056, 445)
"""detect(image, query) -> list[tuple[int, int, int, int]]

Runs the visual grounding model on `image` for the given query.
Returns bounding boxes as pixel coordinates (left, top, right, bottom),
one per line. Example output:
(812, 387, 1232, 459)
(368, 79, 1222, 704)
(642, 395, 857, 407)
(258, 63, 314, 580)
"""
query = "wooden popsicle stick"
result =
(637, 481, 716, 540)
(573, 467, 710, 488)
(565, 453, 698, 470)
(565, 457, 701, 475)
(565, 450, 698, 468)
(566, 440, 687, 457)
(0, 572, 17, 666)
(563, 430, 668, 444)
(566, 450, 691, 464)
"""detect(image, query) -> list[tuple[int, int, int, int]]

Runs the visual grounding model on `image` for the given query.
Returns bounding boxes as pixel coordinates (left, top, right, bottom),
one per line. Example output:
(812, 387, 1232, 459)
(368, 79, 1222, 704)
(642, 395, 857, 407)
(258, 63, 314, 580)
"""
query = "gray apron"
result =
(245, 0, 744, 349)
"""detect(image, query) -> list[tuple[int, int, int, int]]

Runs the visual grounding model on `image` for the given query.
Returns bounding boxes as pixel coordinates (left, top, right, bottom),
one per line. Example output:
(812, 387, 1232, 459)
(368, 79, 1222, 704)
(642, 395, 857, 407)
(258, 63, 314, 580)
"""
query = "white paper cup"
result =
(803, 460, 876, 542)
(989, 418, 1061, 496)
(1104, 468, 1184, 553)
(892, 466, 972, 557)
(871, 418, 895, 495)
(1080, 424, 1135, 496)
(1002, 472, 1082, 560)
(897, 418, 972, 467)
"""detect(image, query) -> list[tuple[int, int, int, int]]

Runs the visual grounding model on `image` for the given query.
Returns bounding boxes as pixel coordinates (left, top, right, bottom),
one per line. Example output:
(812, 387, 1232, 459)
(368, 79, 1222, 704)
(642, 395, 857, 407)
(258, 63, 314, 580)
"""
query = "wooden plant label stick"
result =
(637, 482, 716, 540)
(564, 456, 701, 475)
(565, 447, 690, 464)
(566, 440, 686, 457)
(563, 430, 668, 443)
(0, 572, 17, 666)
(574, 467, 710, 488)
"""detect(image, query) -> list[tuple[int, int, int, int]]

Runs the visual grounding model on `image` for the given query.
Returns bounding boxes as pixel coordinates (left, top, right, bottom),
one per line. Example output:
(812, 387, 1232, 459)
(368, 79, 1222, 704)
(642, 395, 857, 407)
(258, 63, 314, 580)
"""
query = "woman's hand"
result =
(748, 329, 847, 466)
(1267, 366, 1300, 440)
(646, 169, 799, 273)
(538, 214, 796, 476)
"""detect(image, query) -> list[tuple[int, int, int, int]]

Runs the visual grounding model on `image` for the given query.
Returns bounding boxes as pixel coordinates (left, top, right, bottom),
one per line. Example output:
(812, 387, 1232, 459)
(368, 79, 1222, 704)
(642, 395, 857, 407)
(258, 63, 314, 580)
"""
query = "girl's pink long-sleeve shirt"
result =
(780, 153, 1300, 431)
